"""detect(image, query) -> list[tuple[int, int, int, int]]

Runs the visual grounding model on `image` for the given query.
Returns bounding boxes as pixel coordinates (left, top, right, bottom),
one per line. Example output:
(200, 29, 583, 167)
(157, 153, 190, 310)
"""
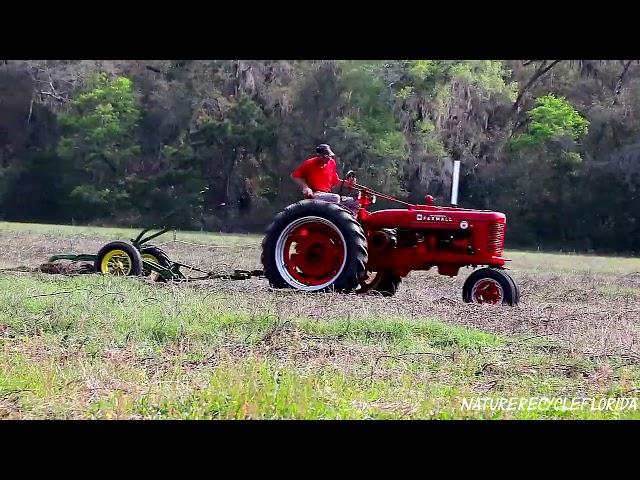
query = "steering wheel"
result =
(339, 170, 356, 197)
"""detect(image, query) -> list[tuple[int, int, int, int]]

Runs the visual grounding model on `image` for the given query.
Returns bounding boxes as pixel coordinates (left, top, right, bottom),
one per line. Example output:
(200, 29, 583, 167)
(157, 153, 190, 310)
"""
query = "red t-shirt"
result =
(291, 156, 341, 193)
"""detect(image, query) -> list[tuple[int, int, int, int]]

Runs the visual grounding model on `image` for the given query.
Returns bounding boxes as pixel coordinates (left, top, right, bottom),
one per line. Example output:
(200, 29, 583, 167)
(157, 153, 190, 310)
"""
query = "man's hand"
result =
(302, 187, 313, 198)
(343, 170, 357, 189)
(341, 176, 356, 191)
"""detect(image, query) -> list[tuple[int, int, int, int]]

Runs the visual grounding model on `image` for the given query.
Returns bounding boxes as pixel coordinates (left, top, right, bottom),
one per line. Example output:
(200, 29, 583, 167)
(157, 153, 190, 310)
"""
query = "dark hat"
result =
(316, 144, 335, 157)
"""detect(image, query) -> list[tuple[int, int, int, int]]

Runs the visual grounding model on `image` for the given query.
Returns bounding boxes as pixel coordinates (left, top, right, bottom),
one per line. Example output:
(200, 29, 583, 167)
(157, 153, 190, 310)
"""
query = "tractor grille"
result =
(487, 222, 505, 255)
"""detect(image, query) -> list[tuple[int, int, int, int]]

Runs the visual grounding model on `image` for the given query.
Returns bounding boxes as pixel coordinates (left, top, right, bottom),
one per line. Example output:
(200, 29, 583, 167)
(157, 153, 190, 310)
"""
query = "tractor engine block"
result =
(361, 206, 507, 277)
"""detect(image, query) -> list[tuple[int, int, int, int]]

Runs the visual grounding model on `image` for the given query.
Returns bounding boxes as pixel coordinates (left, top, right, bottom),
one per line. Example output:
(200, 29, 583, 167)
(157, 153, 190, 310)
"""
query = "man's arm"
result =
(291, 161, 313, 198)
(331, 163, 343, 187)
(292, 176, 313, 198)
(332, 164, 355, 189)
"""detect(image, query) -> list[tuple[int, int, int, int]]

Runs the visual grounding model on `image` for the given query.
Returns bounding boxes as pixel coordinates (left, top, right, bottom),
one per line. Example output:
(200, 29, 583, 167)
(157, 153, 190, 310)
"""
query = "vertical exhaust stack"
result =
(451, 160, 461, 207)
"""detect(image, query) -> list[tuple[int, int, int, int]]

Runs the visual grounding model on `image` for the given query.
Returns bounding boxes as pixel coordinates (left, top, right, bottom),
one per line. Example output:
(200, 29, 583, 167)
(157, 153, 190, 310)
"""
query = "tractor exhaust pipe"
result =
(451, 160, 461, 206)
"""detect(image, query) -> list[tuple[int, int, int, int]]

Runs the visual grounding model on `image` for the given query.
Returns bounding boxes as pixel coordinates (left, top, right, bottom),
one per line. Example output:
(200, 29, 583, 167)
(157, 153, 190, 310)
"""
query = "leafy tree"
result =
(332, 61, 408, 193)
(1, 59, 640, 252)
(58, 73, 140, 177)
(56, 72, 141, 219)
(190, 95, 276, 229)
(511, 95, 589, 151)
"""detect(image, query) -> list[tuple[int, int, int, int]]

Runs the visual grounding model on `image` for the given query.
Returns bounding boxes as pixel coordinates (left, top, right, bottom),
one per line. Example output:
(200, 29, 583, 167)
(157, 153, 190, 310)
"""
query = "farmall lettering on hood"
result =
(416, 213, 452, 222)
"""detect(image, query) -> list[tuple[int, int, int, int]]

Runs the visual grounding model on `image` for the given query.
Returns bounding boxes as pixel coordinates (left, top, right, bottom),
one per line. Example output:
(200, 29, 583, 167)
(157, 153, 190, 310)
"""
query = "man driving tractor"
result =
(291, 144, 359, 215)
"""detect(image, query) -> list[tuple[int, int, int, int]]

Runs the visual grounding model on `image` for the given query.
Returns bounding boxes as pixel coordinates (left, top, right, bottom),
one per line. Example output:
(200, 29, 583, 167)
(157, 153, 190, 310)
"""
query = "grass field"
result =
(1, 221, 639, 419)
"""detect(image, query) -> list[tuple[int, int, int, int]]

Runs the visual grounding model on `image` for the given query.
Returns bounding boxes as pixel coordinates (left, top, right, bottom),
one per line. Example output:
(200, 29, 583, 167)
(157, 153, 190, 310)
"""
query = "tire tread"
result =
(261, 200, 367, 293)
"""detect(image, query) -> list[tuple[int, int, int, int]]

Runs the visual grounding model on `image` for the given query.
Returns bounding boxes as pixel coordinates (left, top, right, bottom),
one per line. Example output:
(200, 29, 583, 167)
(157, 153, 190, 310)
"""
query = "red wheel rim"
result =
(275, 217, 346, 289)
(471, 278, 504, 304)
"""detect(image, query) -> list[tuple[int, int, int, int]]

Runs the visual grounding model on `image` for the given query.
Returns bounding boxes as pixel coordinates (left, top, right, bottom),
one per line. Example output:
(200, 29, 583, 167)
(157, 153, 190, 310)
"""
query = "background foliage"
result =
(1, 60, 639, 252)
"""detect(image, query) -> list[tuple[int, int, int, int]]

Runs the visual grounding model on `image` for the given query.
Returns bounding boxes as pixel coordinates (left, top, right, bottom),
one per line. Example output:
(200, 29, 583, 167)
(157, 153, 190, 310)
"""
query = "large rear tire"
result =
(261, 200, 367, 293)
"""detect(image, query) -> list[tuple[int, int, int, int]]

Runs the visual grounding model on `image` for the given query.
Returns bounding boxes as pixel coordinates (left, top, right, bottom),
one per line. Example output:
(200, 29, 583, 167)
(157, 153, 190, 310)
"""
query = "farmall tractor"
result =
(261, 162, 519, 306)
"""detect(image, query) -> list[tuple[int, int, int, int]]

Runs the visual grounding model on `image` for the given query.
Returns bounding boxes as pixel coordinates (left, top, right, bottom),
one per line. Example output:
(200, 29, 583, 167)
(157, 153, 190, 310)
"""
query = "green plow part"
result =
(45, 228, 262, 282)
(47, 253, 185, 281)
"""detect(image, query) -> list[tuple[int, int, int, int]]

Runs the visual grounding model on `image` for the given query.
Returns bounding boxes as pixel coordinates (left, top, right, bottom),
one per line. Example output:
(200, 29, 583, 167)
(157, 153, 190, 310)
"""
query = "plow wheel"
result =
(141, 245, 171, 279)
(95, 241, 143, 277)
(262, 200, 367, 293)
(357, 270, 402, 296)
(462, 268, 518, 306)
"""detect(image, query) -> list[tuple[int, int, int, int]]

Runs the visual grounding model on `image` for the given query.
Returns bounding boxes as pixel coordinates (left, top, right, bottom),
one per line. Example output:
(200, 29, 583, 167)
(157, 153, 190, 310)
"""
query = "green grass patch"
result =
(599, 285, 640, 298)
(1, 273, 638, 419)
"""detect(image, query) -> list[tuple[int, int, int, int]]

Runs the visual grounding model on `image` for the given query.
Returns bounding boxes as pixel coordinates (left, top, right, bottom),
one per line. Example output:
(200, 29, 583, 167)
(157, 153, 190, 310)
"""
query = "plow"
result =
(46, 227, 264, 282)
(44, 164, 520, 306)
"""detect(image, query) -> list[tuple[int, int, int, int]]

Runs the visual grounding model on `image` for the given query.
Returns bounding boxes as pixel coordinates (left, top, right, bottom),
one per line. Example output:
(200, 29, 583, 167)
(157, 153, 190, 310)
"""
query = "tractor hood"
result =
(362, 206, 506, 231)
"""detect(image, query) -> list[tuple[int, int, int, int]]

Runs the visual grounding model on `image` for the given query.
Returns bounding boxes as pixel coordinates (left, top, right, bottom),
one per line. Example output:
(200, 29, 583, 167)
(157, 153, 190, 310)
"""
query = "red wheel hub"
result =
(471, 278, 504, 304)
(282, 220, 346, 287)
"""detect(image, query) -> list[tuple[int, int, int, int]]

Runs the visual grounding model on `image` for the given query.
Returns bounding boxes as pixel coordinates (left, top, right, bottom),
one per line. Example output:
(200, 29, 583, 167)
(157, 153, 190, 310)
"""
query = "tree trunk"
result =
(511, 60, 562, 115)
(612, 60, 633, 105)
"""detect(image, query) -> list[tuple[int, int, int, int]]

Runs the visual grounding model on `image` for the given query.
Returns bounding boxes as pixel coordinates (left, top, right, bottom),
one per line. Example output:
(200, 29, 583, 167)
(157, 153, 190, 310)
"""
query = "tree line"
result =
(1, 60, 639, 253)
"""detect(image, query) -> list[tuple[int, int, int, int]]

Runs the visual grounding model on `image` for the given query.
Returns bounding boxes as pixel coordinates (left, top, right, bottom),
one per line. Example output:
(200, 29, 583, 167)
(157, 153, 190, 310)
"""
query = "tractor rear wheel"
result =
(261, 200, 367, 293)
(95, 241, 143, 277)
(462, 268, 518, 306)
(357, 270, 402, 296)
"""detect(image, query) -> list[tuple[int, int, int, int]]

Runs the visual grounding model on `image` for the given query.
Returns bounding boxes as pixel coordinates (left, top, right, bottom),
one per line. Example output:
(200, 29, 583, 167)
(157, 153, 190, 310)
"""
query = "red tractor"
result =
(261, 167, 519, 306)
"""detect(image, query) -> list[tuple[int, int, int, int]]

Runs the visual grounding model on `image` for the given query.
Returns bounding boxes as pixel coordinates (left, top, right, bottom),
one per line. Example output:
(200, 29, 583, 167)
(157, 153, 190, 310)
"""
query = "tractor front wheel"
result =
(95, 241, 143, 277)
(462, 268, 518, 306)
(504, 271, 520, 304)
